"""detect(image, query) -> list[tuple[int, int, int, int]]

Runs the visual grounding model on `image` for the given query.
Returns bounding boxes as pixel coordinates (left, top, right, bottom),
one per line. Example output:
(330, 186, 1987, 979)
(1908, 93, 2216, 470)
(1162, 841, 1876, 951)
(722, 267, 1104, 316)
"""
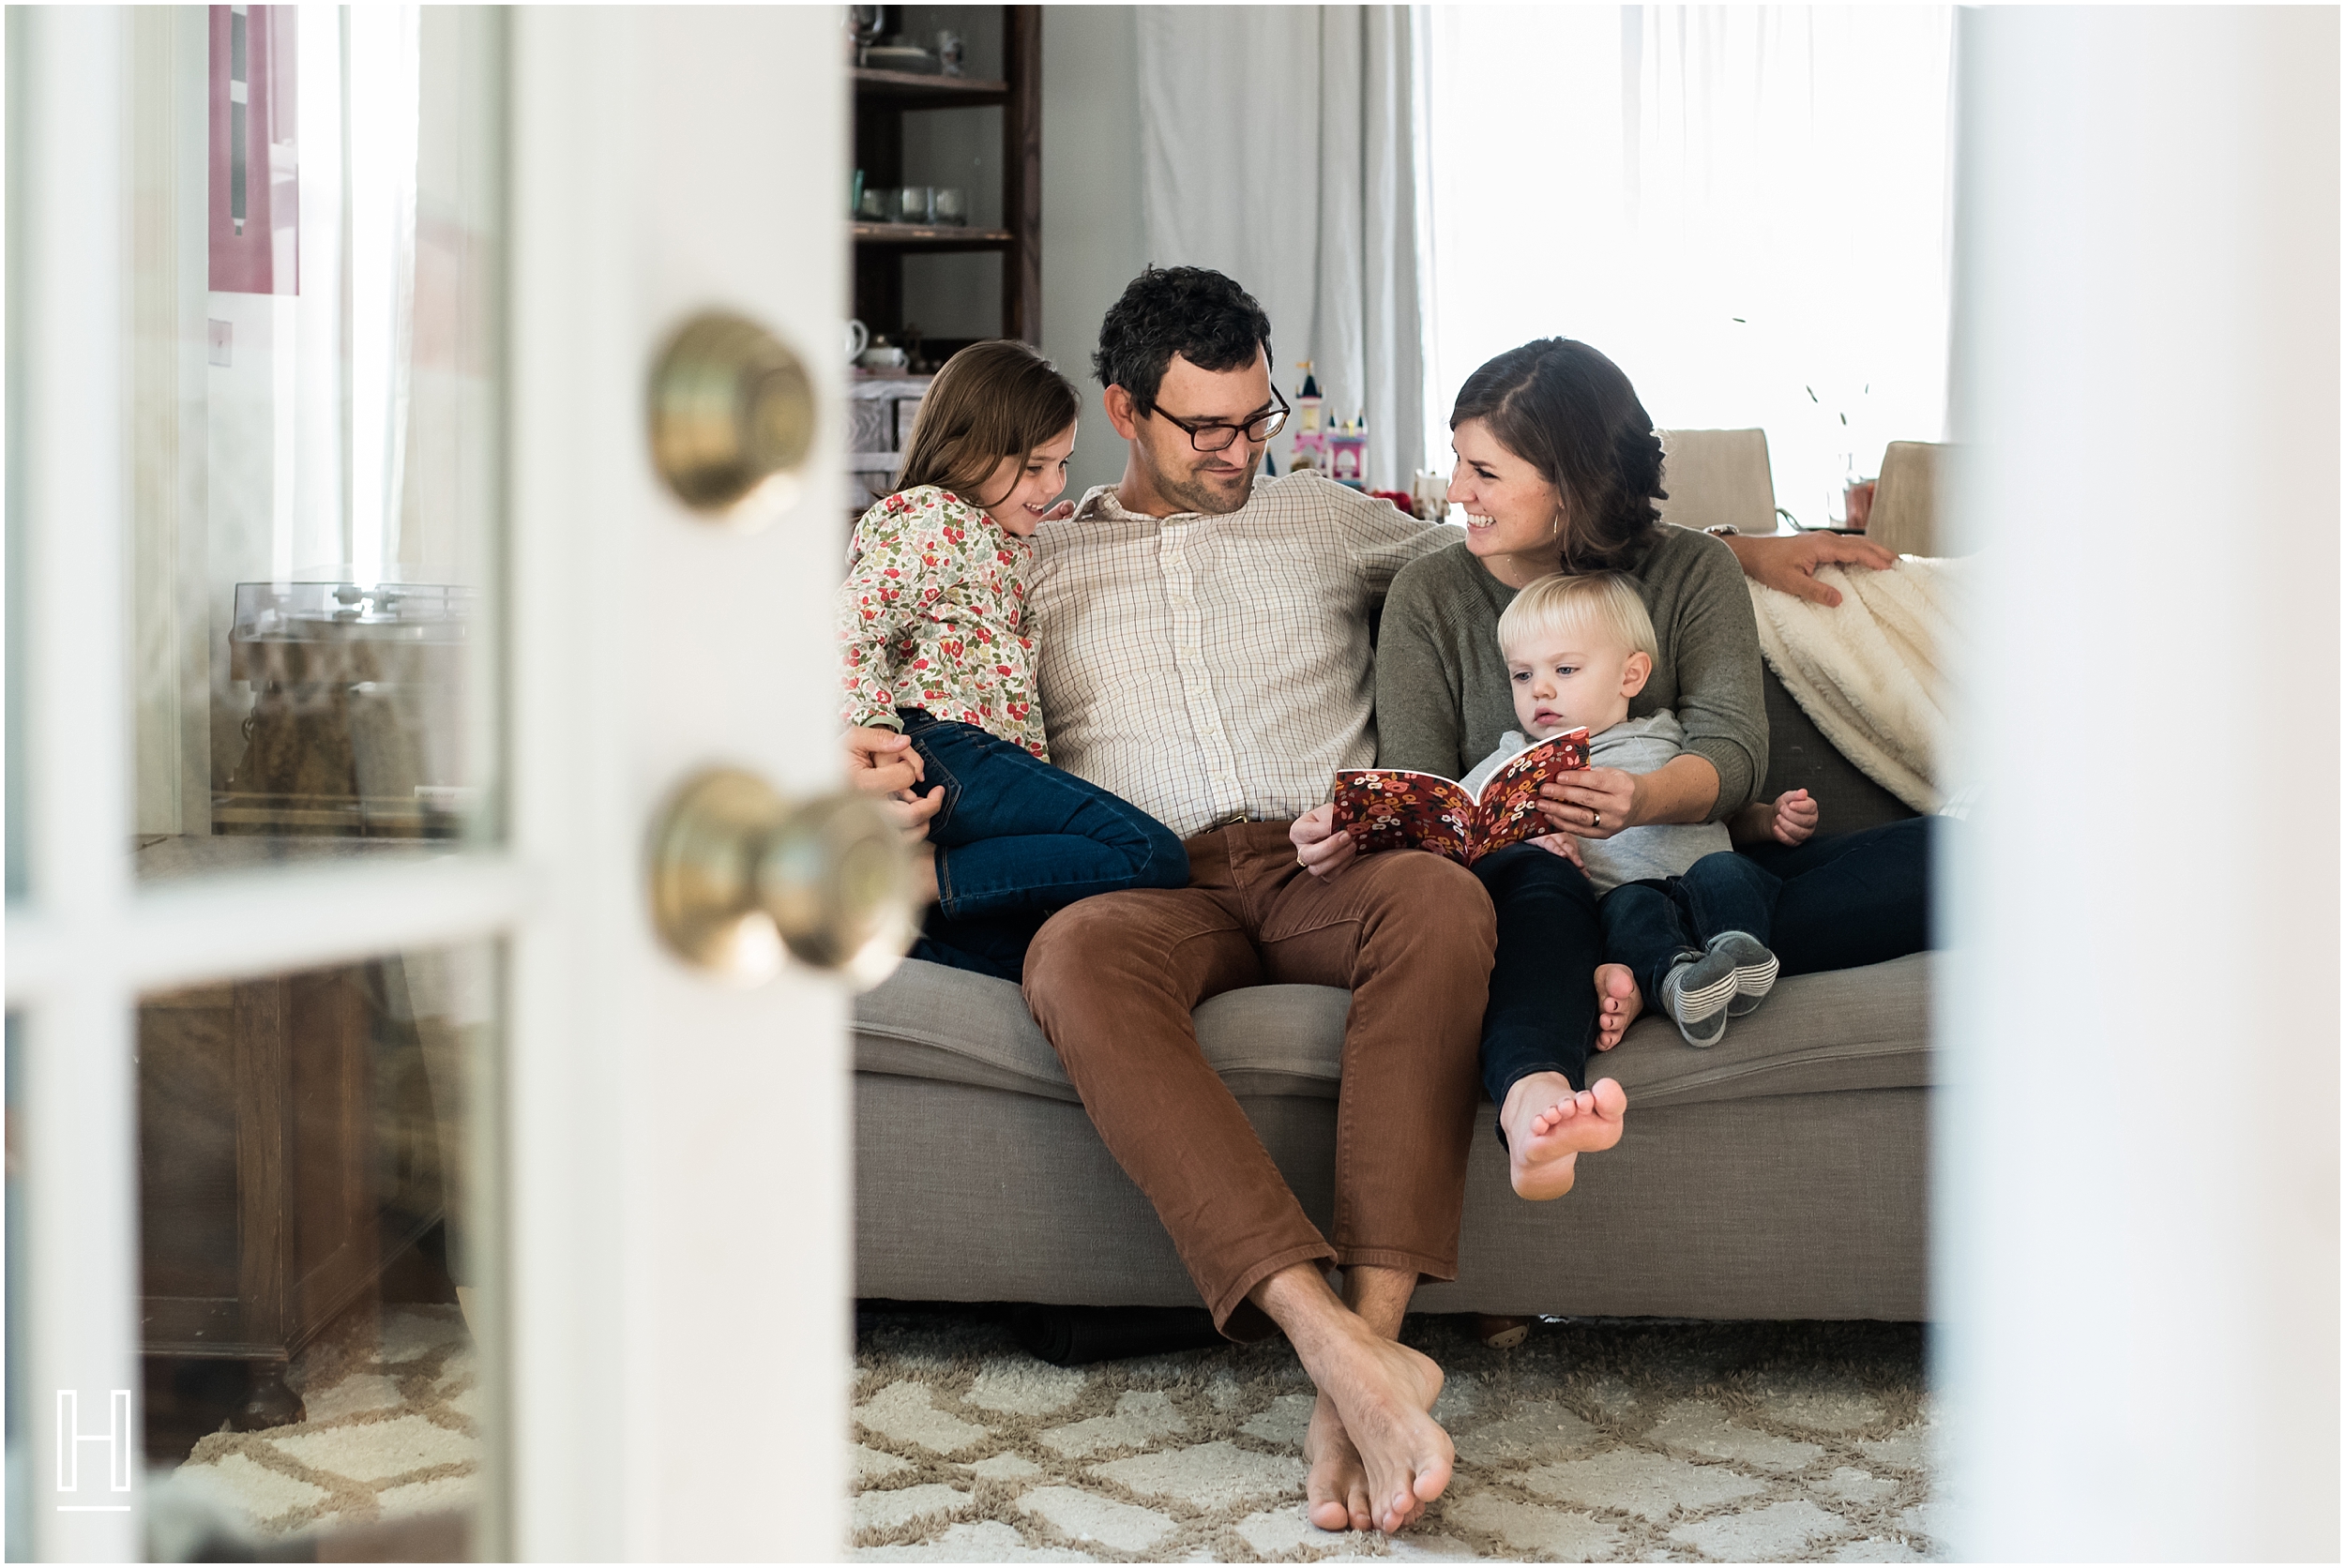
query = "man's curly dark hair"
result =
(1091, 265, 1274, 413)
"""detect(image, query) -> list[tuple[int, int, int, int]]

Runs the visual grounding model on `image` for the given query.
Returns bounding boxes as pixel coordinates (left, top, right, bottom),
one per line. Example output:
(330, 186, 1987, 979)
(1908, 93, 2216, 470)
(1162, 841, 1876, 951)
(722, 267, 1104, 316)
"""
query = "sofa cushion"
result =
(855, 950, 1935, 1108)
(1760, 664, 1917, 835)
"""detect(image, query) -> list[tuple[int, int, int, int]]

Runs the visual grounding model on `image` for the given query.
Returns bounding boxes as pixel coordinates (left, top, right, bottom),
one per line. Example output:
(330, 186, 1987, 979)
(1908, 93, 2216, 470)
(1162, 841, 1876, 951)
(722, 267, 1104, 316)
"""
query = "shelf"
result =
(852, 223, 1016, 249)
(853, 68, 1010, 107)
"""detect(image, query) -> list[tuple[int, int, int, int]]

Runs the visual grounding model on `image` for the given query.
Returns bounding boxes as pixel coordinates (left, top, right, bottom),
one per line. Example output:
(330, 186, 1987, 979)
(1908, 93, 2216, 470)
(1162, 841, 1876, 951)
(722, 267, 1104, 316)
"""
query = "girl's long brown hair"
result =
(897, 339, 1081, 508)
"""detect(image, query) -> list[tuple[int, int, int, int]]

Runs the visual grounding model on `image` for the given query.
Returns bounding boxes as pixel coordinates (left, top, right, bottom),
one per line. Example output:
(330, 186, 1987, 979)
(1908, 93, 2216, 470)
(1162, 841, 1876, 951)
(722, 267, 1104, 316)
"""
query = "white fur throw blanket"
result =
(1747, 558, 1967, 814)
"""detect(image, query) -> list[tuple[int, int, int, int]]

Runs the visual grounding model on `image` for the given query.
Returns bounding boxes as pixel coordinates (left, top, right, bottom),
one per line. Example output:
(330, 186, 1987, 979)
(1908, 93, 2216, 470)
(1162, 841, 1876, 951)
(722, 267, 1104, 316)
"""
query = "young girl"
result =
(838, 339, 1188, 981)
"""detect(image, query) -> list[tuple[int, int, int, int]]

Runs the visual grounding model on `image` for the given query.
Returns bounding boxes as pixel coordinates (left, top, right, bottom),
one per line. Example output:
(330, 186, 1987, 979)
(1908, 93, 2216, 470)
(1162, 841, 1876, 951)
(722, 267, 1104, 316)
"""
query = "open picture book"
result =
(1330, 728, 1592, 866)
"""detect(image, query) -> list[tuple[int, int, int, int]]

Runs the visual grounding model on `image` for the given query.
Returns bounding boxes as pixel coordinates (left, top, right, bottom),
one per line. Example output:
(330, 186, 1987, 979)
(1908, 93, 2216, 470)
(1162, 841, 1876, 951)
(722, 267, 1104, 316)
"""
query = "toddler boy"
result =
(1465, 572, 1820, 1048)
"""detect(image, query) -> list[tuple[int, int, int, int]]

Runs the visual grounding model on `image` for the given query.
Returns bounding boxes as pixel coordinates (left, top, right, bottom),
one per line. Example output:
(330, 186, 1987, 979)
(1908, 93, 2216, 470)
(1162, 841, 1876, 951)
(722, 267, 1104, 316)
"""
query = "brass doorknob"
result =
(649, 769, 915, 989)
(646, 310, 818, 529)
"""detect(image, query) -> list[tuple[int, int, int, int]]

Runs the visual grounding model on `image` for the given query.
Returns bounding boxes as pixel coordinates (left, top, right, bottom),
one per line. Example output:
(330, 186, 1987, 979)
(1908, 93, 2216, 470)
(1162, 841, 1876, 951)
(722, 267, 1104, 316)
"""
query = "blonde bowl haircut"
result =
(896, 339, 1082, 510)
(1498, 571, 1660, 665)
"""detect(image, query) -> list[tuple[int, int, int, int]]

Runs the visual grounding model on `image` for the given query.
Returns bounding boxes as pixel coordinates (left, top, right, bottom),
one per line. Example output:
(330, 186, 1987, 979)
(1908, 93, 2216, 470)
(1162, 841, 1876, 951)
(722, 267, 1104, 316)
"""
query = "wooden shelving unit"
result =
(852, 223, 1017, 249)
(851, 7, 1040, 358)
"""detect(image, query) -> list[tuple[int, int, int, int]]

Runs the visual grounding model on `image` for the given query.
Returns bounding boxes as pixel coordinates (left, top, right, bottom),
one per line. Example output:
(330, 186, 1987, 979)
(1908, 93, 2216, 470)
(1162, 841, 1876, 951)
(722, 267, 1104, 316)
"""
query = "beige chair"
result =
(1655, 429, 1778, 535)
(1867, 440, 1949, 556)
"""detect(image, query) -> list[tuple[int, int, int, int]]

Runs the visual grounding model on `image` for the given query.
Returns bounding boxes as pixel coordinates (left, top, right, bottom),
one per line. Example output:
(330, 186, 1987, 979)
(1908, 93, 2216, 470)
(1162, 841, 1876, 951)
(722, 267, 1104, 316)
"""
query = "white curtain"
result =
(1422, 7, 1955, 525)
(344, 4, 422, 586)
(1138, 6, 1427, 490)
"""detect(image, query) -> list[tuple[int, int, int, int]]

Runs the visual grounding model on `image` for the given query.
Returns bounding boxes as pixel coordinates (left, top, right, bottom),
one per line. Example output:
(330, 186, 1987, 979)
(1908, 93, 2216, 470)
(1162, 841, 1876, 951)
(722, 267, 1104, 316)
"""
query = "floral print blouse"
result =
(838, 485, 1048, 760)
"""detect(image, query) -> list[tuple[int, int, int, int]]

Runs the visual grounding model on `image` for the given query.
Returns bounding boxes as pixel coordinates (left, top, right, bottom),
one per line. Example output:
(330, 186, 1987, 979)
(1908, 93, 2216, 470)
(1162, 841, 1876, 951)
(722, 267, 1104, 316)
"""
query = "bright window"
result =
(1421, 6, 1956, 526)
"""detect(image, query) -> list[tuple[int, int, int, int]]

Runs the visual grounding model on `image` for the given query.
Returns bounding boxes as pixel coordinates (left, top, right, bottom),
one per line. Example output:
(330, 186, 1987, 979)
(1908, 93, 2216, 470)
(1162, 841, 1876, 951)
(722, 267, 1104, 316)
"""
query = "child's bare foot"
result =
(1501, 1072, 1629, 1200)
(1594, 963, 1643, 1050)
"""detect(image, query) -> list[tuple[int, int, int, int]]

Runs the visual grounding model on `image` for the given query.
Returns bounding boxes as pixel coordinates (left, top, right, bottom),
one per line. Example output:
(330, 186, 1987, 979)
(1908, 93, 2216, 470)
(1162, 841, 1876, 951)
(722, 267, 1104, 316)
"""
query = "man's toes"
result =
(1309, 1498, 1351, 1532)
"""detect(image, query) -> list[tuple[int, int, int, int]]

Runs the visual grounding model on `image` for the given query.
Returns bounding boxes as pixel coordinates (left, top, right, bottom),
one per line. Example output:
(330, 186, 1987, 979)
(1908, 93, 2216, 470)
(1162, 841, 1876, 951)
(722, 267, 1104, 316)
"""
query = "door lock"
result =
(649, 768, 915, 988)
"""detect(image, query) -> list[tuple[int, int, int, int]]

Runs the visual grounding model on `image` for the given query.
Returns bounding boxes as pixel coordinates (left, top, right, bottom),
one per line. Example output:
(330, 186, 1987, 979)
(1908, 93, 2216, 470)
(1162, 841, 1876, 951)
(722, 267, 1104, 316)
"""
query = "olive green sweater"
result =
(1372, 526, 1767, 822)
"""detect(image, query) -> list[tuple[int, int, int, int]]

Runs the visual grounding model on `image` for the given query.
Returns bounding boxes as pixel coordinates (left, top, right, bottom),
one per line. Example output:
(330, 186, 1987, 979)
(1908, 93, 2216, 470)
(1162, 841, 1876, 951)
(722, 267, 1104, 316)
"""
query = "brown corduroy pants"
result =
(1022, 822, 1497, 1339)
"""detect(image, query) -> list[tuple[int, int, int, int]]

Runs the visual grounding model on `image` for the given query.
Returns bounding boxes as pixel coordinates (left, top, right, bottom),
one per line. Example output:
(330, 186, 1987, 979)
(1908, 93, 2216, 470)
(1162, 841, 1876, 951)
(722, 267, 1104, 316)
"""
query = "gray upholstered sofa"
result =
(855, 668, 1932, 1321)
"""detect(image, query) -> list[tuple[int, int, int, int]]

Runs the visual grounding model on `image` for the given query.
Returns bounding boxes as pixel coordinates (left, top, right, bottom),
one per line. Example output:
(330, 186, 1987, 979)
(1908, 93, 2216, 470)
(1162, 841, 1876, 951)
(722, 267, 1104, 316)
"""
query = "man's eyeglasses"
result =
(1146, 384, 1292, 452)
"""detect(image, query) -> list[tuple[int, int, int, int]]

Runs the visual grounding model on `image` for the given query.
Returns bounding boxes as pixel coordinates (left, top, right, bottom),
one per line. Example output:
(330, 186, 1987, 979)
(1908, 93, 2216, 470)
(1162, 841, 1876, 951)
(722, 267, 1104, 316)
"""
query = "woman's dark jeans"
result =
(1736, 815, 1938, 976)
(899, 709, 1188, 982)
(1473, 816, 1940, 1113)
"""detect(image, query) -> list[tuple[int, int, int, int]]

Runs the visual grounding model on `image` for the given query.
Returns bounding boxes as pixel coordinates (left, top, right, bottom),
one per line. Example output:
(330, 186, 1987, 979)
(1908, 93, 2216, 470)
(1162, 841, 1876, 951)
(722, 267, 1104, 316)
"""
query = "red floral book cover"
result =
(1331, 729, 1592, 866)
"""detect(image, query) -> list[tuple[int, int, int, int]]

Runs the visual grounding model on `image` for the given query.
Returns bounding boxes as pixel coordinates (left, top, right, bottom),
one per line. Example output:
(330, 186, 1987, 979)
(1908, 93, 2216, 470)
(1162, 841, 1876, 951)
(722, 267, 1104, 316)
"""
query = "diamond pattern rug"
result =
(159, 1304, 482, 1542)
(852, 1310, 1945, 1562)
(160, 1302, 1944, 1561)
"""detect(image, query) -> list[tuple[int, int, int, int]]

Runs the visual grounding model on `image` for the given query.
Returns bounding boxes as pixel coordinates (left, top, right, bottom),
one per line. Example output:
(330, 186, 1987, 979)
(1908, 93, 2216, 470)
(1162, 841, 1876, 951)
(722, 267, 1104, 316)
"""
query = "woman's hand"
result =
(1721, 532, 1899, 608)
(1291, 804, 1359, 881)
(1538, 766, 1642, 839)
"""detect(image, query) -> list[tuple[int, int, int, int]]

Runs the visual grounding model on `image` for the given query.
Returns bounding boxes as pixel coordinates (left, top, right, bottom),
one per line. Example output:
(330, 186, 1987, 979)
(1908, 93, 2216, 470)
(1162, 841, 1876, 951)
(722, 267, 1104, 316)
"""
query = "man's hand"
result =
(844, 726, 941, 842)
(1530, 832, 1585, 868)
(846, 725, 925, 796)
(1722, 532, 1899, 608)
(1291, 804, 1359, 881)
(1538, 766, 1641, 839)
(1770, 787, 1820, 846)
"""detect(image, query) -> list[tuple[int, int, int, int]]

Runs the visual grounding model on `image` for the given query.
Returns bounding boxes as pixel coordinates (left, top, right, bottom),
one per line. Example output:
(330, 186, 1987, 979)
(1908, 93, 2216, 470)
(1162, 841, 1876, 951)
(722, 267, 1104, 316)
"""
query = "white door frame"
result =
(9, 9, 853, 1560)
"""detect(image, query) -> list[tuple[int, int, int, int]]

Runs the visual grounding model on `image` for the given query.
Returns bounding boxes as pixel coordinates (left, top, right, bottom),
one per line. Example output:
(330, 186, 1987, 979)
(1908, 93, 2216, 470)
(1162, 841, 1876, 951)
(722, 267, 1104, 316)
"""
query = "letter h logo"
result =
(54, 1390, 133, 1498)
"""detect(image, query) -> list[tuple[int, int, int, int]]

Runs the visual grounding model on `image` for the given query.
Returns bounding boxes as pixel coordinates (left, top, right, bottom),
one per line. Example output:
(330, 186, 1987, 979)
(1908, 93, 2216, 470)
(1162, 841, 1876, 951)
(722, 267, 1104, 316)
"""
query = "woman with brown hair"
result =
(1301, 337, 1930, 1201)
(838, 339, 1187, 980)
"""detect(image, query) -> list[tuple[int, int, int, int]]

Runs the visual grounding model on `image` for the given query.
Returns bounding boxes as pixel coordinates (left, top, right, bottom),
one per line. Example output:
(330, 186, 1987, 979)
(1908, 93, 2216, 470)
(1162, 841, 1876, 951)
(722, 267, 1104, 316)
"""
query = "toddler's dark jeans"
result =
(897, 709, 1188, 982)
(1599, 850, 1779, 1008)
(1474, 816, 1940, 1113)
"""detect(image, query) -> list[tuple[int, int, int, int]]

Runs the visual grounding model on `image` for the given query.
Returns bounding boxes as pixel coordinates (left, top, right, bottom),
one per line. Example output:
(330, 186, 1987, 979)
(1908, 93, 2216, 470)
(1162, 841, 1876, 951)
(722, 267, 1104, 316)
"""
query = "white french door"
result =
(8, 8, 857, 1560)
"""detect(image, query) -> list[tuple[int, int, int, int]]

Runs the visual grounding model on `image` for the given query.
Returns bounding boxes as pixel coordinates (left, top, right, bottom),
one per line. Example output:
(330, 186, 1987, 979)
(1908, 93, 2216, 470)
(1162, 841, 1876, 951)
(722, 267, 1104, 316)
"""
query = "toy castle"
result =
(1328, 411, 1367, 490)
(1288, 362, 1327, 471)
(1285, 362, 1369, 489)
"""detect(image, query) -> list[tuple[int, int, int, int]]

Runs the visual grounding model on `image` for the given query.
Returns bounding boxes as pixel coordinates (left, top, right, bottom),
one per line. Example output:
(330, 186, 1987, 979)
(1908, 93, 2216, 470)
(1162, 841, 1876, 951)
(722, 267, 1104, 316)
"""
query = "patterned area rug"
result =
(162, 1302, 1943, 1561)
(159, 1304, 482, 1543)
(853, 1309, 1945, 1563)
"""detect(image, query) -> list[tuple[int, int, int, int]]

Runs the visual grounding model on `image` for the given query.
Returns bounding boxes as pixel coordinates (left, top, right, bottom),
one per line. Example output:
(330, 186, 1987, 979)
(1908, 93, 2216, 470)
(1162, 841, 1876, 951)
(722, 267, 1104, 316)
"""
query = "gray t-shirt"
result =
(1372, 526, 1769, 821)
(1461, 711, 1732, 895)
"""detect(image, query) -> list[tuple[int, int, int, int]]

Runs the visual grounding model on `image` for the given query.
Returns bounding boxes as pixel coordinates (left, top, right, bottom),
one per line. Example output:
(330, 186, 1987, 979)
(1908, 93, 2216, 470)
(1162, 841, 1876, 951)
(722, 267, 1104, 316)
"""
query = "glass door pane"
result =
(8, 8, 509, 1559)
(125, 5, 505, 880)
(136, 940, 499, 1557)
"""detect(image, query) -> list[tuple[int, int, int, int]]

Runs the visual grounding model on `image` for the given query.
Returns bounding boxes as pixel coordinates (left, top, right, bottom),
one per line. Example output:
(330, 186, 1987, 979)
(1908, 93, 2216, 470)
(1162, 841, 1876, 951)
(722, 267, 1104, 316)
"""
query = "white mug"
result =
(846, 319, 870, 363)
(857, 343, 909, 371)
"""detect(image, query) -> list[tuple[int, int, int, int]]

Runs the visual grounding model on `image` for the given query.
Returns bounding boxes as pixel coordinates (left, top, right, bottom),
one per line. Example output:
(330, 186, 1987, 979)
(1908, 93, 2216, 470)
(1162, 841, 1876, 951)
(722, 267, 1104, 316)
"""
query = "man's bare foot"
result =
(1302, 1328, 1451, 1533)
(1501, 1072, 1629, 1200)
(1305, 1392, 1374, 1532)
(1594, 963, 1643, 1050)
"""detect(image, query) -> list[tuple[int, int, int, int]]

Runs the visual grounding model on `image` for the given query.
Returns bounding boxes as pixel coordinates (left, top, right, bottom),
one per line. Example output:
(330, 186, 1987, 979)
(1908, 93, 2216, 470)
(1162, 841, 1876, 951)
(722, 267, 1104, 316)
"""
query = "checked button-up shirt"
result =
(1027, 470, 1452, 839)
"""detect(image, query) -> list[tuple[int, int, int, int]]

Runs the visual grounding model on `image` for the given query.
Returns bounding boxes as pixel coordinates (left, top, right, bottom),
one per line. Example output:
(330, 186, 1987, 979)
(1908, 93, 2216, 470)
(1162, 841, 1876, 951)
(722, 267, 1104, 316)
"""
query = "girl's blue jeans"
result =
(1475, 816, 1938, 1112)
(898, 708, 1188, 982)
